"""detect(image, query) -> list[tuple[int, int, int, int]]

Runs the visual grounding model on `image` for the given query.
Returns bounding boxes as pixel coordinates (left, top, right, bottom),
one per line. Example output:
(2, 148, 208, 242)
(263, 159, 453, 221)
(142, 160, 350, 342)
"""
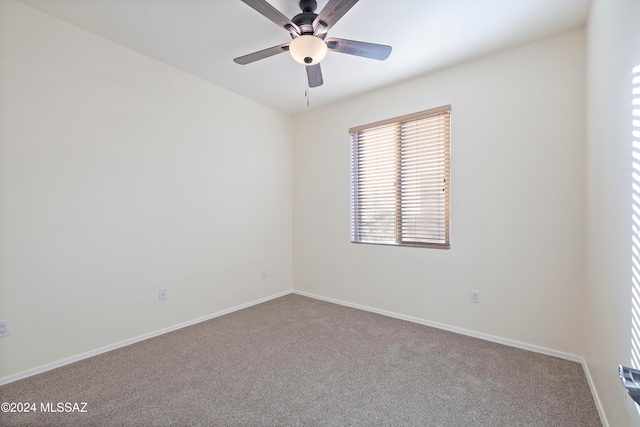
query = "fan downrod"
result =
(299, 0, 317, 13)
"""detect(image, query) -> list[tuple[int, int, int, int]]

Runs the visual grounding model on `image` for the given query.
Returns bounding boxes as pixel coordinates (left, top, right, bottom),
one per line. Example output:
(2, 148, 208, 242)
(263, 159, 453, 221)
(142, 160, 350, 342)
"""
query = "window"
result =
(350, 105, 451, 249)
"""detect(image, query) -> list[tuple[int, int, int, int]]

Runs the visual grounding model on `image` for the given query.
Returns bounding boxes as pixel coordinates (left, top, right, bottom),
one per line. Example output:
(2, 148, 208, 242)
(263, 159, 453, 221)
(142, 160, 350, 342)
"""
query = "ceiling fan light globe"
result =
(289, 35, 327, 65)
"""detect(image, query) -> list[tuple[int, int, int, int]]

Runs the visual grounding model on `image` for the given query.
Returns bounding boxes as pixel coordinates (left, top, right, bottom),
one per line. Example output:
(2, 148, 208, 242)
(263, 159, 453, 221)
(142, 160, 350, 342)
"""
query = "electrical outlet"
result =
(158, 289, 167, 301)
(471, 290, 480, 304)
(261, 270, 267, 279)
(0, 320, 10, 338)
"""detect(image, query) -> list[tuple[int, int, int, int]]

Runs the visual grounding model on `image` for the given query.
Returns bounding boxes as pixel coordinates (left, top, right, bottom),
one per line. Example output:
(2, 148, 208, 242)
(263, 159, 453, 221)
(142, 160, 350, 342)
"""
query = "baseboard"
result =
(293, 289, 616, 424)
(0, 290, 291, 386)
(3, 288, 608, 424)
(292, 290, 583, 363)
(581, 358, 610, 427)
(300, 289, 607, 424)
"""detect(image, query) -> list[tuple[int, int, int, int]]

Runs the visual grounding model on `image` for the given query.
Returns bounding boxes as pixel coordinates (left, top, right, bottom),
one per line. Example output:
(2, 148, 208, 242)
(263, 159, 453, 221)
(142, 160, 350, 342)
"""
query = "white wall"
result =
(293, 29, 586, 357)
(585, 0, 640, 425)
(0, 1, 292, 381)
(5, 2, 639, 424)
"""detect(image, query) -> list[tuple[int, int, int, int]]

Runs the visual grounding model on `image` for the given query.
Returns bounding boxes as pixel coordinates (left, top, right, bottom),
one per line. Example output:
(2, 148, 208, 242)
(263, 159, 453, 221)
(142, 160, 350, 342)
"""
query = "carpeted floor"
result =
(0, 294, 601, 426)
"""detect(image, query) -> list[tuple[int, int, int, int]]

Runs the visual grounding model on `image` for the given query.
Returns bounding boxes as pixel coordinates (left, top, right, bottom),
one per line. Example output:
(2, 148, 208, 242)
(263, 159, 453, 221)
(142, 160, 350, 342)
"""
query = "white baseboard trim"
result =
(3, 287, 604, 421)
(581, 359, 610, 427)
(293, 290, 582, 363)
(3, 288, 608, 425)
(298, 286, 606, 424)
(0, 290, 291, 387)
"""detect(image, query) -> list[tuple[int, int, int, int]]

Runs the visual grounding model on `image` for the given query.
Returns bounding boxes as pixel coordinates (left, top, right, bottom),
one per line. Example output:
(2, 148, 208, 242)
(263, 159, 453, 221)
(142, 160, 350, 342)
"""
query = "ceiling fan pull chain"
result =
(305, 68, 310, 107)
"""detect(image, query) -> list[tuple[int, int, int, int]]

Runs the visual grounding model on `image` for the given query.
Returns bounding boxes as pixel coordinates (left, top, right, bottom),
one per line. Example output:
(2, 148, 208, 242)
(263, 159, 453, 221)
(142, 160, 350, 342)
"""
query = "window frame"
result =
(350, 105, 451, 249)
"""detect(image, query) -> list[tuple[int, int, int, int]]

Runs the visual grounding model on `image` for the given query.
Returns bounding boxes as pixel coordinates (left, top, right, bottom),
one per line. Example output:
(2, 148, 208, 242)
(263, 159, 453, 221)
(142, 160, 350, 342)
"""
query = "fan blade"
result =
(306, 64, 323, 88)
(313, 0, 359, 34)
(233, 43, 290, 65)
(326, 37, 392, 60)
(241, 0, 300, 34)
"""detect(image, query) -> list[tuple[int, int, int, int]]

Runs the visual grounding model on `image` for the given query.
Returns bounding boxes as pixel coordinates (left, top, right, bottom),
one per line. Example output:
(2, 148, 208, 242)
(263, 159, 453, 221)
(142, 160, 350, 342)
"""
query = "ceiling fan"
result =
(233, 0, 392, 88)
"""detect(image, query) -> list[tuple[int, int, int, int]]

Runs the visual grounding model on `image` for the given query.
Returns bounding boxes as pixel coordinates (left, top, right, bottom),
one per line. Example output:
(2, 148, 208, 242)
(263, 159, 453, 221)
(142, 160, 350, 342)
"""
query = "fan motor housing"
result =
(292, 12, 317, 34)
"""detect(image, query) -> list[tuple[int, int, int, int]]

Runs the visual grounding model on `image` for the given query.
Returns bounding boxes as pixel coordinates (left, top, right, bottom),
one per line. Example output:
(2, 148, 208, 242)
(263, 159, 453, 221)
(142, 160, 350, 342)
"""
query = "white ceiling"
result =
(15, 0, 591, 116)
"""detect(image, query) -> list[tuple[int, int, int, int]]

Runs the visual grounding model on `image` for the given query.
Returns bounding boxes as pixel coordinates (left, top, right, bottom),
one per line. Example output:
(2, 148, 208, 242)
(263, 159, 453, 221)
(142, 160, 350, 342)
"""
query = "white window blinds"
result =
(350, 105, 450, 248)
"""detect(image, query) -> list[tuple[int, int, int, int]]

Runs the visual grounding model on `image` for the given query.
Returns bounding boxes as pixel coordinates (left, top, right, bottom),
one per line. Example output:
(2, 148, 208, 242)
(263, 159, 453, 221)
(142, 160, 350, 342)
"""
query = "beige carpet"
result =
(0, 294, 601, 426)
